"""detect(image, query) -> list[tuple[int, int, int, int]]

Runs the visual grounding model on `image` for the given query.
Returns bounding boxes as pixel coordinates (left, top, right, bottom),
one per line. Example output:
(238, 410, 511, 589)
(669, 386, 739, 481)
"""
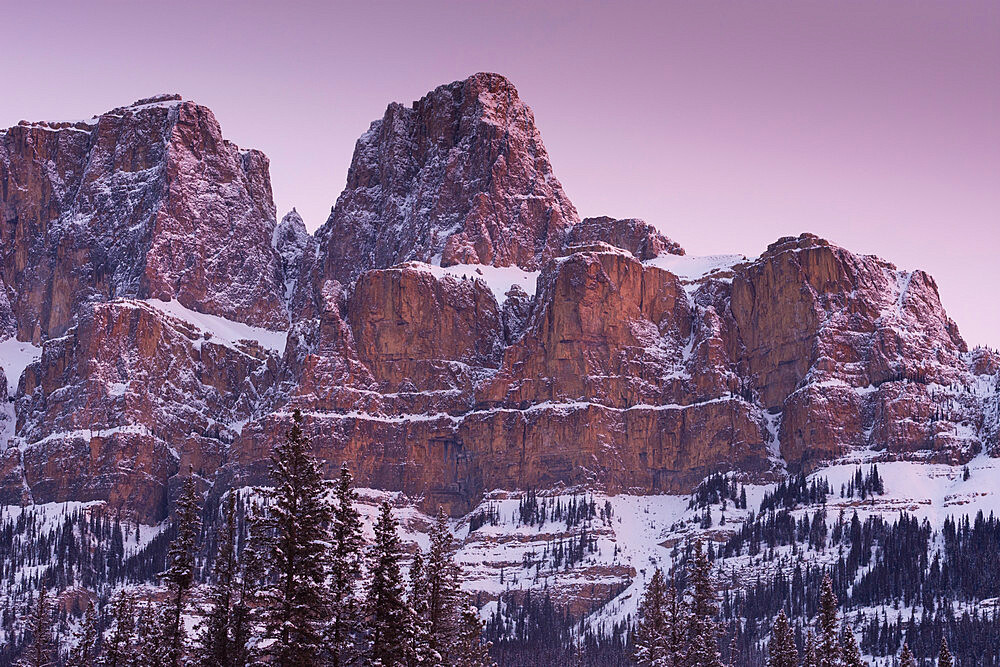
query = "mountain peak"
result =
(312, 73, 578, 288)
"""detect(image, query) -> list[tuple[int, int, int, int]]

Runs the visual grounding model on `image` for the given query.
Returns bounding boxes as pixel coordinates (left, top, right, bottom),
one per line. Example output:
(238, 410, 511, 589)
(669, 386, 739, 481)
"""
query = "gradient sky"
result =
(3, 1, 997, 346)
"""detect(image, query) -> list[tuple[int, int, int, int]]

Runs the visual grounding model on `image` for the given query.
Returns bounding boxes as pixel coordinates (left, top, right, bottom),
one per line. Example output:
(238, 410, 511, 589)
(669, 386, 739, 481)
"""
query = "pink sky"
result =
(3, 1, 997, 346)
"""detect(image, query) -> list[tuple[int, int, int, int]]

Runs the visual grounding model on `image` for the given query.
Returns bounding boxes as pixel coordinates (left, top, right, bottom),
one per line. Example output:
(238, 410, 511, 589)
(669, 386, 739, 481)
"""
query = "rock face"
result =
(0, 94, 287, 343)
(565, 217, 684, 260)
(307, 72, 579, 293)
(1, 78, 997, 521)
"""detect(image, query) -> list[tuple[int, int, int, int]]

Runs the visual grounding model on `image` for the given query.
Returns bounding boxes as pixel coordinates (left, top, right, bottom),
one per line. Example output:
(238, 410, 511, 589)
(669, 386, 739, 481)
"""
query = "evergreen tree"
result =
(198, 493, 240, 667)
(426, 508, 461, 663)
(899, 643, 916, 667)
(131, 600, 162, 667)
(632, 569, 668, 667)
(803, 632, 820, 667)
(262, 409, 333, 666)
(937, 636, 953, 667)
(407, 550, 433, 667)
(767, 609, 798, 667)
(684, 541, 724, 667)
(161, 470, 203, 667)
(101, 593, 135, 667)
(663, 583, 685, 664)
(816, 574, 841, 667)
(840, 627, 865, 667)
(365, 501, 409, 667)
(453, 603, 495, 667)
(66, 601, 98, 667)
(328, 463, 366, 667)
(19, 587, 55, 667)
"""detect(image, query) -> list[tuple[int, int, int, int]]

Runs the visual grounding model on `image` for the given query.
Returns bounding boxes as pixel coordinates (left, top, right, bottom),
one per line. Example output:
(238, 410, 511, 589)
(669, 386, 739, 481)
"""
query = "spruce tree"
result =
(131, 599, 162, 667)
(899, 643, 916, 667)
(101, 592, 135, 667)
(633, 569, 668, 667)
(161, 470, 203, 667)
(453, 603, 495, 667)
(685, 541, 724, 667)
(198, 493, 239, 667)
(937, 636, 953, 667)
(365, 501, 409, 667)
(20, 587, 55, 667)
(407, 550, 433, 667)
(426, 508, 461, 663)
(262, 409, 333, 666)
(840, 627, 865, 667)
(229, 506, 263, 667)
(767, 609, 798, 667)
(328, 463, 366, 667)
(66, 601, 98, 667)
(803, 631, 820, 667)
(816, 574, 841, 667)
(664, 582, 685, 664)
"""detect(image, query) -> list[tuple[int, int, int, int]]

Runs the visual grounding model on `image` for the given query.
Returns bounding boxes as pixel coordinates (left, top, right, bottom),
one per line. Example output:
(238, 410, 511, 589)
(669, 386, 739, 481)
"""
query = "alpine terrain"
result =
(0, 74, 998, 666)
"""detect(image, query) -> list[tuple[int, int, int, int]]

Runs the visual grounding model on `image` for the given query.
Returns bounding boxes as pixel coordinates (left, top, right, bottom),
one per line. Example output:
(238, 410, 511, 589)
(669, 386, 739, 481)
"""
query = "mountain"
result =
(2, 76, 998, 521)
(1, 73, 999, 664)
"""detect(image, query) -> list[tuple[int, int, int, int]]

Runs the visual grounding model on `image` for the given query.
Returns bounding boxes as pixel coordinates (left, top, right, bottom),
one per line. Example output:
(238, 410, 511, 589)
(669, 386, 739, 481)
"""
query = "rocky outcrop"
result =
(732, 234, 981, 466)
(307, 73, 579, 294)
(565, 216, 684, 260)
(0, 94, 287, 343)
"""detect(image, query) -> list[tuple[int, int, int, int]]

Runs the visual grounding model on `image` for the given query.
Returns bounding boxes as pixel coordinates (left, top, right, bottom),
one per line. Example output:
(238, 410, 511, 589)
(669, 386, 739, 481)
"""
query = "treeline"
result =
(10, 409, 495, 667)
(716, 502, 1000, 664)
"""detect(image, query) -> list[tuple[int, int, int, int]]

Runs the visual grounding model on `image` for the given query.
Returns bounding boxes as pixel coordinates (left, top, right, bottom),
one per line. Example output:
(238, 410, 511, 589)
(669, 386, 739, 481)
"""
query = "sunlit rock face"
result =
(2, 81, 996, 522)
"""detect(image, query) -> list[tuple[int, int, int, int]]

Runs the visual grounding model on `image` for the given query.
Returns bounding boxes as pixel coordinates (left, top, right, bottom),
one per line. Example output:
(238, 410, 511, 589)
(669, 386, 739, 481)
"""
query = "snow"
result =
(143, 298, 288, 355)
(644, 253, 747, 284)
(411, 262, 540, 305)
(0, 337, 42, 395)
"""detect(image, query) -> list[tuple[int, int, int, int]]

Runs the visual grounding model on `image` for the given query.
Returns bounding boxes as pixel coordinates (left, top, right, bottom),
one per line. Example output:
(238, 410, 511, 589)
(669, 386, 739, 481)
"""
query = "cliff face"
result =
(1, 78, 997, 520)
(0, 94, 287, 343)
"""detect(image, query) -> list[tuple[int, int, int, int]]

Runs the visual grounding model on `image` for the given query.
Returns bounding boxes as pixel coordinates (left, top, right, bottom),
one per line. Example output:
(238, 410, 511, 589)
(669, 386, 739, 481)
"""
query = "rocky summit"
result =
(1, 75, 997, 521)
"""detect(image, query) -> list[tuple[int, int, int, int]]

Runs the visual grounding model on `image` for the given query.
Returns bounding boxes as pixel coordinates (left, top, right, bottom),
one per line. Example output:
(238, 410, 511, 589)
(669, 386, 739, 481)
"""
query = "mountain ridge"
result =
(0, 74, 997, 524)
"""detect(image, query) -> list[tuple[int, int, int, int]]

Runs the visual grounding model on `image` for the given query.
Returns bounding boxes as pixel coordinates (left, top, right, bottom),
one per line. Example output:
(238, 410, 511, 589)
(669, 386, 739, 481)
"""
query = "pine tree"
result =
(131, 599, 162, 667)
(899, 643, 916, 667)
(426, 508, 461, 663)
(685, 541, 724, 667)
(816, 574, 841, 667)
(19, 587, 55, 667)
(161, 470, 203, 667)
(198, 493, 239, 667)
(262, 409, 333, 666)
(767, 609, 798, 667)
(840, 627, 865, 667)
(66, 601, 98, 667)
(407, 550, 433, 667)
(101, 592, 135, 667)
(365, 501, 409, 667)
(937, 636, 953, 667)
(803, 631, 820, 667)
(328, 463, 366, 667)
(229, 505, 263, 667)
(663, 582, 685, 664)
(633, 569, 668, 667)
(453, 603, 495, 667)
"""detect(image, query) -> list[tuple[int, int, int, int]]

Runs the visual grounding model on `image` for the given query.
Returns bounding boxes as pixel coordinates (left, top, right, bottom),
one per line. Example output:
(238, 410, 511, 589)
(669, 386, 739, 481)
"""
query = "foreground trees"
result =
(44, 409, 493, 667)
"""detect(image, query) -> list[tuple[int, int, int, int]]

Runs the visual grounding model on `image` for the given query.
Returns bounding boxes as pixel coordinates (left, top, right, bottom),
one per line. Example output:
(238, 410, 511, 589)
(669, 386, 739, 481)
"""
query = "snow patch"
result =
(0, 338, 42, 395)
(411, 262, 540, 306)
(143, 298, 288, 355)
